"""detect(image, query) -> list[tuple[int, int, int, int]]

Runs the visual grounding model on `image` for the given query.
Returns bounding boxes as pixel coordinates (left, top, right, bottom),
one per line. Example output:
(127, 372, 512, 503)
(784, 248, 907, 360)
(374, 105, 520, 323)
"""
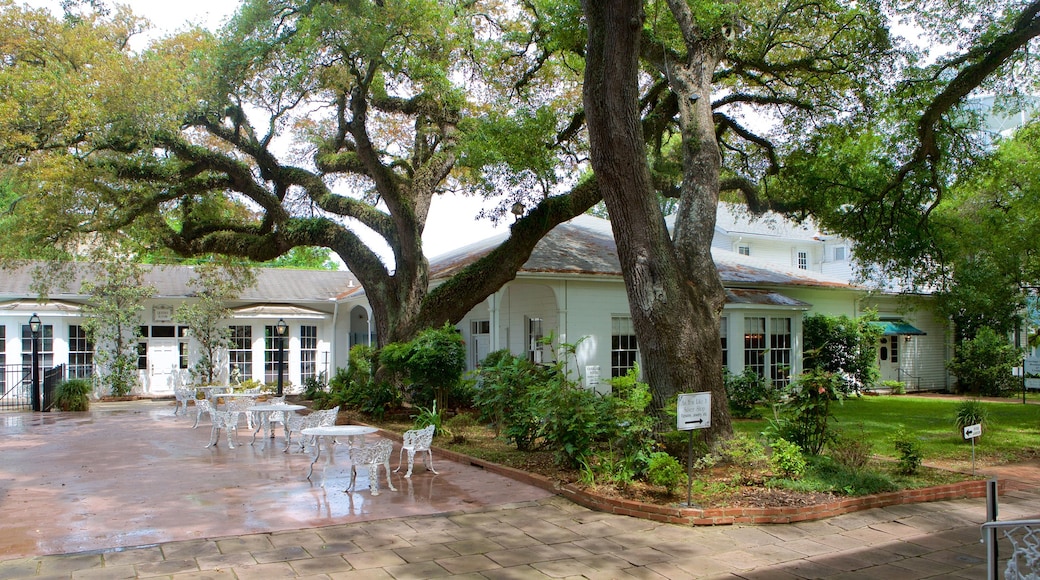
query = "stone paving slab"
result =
(3, 401, 1040, 578)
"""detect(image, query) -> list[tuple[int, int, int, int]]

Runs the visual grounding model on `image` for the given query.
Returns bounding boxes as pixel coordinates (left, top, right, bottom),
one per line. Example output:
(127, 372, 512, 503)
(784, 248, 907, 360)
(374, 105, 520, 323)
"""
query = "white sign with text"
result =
(677, 392, 711, 431)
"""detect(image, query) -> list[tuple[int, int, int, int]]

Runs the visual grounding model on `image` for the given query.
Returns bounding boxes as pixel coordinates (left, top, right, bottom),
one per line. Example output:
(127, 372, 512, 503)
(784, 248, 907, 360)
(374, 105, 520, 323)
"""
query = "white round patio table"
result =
(301, 425, 378, 480)
(248, 403, 307, 448)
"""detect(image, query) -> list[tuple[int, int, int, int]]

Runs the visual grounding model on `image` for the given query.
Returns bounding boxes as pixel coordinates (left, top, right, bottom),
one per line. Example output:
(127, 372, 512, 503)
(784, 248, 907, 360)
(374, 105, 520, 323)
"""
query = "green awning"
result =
(871, 321, 927, 336)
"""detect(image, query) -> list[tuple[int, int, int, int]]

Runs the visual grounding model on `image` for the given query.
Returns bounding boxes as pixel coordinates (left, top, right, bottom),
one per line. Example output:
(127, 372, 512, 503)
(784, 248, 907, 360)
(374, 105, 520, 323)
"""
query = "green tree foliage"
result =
(173, 260, 256, 385)
(400, 323, 467, 412)
(0, 0, 599, 351)
(803, 313, 883, 395)
(264, 247, 338, 271)
(948, 326, 1022, 396)
(81, 260, 155, 397)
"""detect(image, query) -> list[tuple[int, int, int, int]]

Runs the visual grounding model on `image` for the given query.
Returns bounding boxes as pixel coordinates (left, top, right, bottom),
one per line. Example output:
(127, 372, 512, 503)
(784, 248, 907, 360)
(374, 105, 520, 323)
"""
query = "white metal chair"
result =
(348, 439, 396, 495)
(192, 398, 214, 429)
(173, 386, 194, 416)
(226, 396, 257, 430)
(286, 406, 339, 452)
(394, 425, 437, 477)
(206, 410, 240, 449)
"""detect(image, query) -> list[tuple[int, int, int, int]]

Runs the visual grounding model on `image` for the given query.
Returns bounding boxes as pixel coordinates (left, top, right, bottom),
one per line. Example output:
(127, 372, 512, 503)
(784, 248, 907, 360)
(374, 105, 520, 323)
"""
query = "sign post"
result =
(677, 392, 712, 507)
(963, 423, 982, 475)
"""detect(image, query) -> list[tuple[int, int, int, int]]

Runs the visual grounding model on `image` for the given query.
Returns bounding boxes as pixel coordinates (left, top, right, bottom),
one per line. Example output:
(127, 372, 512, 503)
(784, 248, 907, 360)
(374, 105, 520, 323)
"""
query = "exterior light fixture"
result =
(28, 313, 41, 411)
(275, 318, 288, 397)
(511, 201, 525, 221)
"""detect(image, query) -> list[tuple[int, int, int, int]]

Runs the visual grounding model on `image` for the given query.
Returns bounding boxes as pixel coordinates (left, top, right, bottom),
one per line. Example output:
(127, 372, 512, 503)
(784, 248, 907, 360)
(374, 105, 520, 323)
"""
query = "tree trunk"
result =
(582, 0, 732, 440)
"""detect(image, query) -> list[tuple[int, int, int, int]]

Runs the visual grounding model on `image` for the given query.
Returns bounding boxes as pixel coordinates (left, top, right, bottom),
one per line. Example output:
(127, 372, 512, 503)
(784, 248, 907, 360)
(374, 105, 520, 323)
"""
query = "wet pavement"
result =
(0, 401, 553, 559)
(0, 400, 1039, 579)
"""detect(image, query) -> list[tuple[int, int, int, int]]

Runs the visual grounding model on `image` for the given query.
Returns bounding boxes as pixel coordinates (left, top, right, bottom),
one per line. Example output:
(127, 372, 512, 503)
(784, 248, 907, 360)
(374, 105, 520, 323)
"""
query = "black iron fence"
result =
(0, 363, 70, 412)
(0, 364, 32, 412)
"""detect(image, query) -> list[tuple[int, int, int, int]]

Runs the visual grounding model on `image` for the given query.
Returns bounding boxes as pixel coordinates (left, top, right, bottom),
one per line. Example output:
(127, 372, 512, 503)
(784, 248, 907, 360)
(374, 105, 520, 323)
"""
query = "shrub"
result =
(724, 368, 770, 418)
(881, 380, 905, 395)
(769, 438, 807, 479)
(954, 398, 989, 436)
(892, 429, 923, 475)
(827, 431, 872, 471)
(472, 351, 545, 449)
(317, 346, 402, 417)
(404, 323, 466, 410)
(948, 327, 1022, 396)
(53, 378, 92, 411)
(411, 402, 449, 438)
(766, 369, 843, 455)
(696, 432, 769, 485)
(528, 338, 612, 468)
(597, 367, 657, 484)
(803, 312, 883, 395)
(646, 452, 688, 494)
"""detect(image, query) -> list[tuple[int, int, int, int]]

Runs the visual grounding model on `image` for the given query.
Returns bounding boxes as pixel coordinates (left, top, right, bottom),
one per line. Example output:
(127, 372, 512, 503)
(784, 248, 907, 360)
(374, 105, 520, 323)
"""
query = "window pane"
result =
(611, 316, 638, 378)
(229, 325, 252, 382)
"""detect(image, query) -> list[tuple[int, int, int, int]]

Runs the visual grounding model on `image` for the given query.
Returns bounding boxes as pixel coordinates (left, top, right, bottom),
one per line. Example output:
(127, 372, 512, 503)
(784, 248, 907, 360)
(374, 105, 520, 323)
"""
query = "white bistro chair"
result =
(348, 439, 396, 495)
(394, 425, 437, 478)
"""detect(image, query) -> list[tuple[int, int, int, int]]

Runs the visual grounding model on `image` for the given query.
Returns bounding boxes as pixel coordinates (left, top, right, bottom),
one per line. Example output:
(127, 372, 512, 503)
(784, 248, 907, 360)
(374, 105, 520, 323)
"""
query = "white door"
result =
(877, 336, 900, 382)
(149, 339, 180, 394)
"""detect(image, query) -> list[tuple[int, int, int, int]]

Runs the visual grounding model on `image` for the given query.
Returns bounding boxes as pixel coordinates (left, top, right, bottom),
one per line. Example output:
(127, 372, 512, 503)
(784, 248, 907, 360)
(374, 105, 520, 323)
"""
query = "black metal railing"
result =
(0, 364, 32, 412)
(0, 363, 70, 412)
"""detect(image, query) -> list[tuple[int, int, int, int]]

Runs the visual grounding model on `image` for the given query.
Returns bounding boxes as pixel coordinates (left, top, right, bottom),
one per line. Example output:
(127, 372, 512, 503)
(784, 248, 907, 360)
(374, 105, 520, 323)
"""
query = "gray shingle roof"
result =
(431, 214, 857, 289)
(0, 262, 358, 304)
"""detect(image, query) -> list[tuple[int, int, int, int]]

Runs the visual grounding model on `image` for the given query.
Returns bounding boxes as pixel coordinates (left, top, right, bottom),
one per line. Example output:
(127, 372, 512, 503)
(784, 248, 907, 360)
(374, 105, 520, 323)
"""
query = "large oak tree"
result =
(0, 0, 598, 346)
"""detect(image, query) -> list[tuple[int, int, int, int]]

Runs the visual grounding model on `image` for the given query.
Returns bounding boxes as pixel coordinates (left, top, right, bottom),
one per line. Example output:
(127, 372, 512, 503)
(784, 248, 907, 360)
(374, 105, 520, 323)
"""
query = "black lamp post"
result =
(28, 313, 41, 412)
(275, 318, 288, 397)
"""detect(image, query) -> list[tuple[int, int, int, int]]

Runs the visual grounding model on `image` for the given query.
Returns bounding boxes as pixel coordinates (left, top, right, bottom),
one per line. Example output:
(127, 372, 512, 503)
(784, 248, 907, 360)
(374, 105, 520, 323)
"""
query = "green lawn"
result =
(735, 395, 1040, 466)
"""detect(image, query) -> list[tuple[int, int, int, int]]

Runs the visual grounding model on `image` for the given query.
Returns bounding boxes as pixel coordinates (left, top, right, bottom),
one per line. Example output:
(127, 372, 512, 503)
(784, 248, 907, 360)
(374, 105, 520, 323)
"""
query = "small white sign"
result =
(1026, 357, 1040, 376)
(585, 366, 600, 389)
(677, 392, 711, 431)
(963, 424, 982, 439)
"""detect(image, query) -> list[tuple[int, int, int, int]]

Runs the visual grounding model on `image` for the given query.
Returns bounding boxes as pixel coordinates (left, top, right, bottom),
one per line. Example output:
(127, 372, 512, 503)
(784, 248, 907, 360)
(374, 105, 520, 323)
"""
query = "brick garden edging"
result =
(378, 430, 1003, 526)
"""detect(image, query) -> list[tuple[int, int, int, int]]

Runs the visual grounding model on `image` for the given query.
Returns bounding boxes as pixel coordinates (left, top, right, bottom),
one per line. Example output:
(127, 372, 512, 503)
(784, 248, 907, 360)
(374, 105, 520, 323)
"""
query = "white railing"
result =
(982, 478, 1040, 579)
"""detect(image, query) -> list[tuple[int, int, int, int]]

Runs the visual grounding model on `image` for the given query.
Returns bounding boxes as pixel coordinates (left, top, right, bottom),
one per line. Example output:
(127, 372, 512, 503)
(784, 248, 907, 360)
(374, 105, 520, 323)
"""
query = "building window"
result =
(611, 316, 639, 378)
(744, 317, 767, 379)
(834, 246, 846, 261)
(300, 325, 317, 382)
(720, 317, 728, 369)
(21, 324, 54, 377)
(797, 251, 808, 270)
(890, 335, 899, 364)
(738, 245, 751, 256)
(264, 325, 285, 384)
(526, 317, 544, 363)
(470, 319, 490, 368)
(770, 317, 792, 387)
(178, 326, 189, 370)
(745, 317, 793, 387)
(68, 325, 94, 379)
(229, 325, 252, 382)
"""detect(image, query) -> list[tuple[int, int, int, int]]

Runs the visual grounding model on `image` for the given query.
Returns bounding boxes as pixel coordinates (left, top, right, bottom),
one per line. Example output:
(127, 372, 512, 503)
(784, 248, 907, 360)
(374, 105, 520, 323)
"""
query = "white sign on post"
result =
(963, 424, 982, 439)
(1026, 357, 1040, 376)
(677, 392, 711, 431)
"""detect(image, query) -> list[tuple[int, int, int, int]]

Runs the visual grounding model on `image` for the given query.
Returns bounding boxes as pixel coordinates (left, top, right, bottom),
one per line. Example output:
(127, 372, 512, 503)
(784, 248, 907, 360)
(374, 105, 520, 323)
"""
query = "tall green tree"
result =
(581, 0, 895, 437)
(81, 260, 155, 397)
(174, 260, 257, 385)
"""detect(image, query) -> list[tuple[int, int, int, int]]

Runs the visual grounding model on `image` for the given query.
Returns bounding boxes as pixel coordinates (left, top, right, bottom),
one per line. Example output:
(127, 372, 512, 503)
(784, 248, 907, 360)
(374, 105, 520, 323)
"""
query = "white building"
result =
(0, 211, 952, 407)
